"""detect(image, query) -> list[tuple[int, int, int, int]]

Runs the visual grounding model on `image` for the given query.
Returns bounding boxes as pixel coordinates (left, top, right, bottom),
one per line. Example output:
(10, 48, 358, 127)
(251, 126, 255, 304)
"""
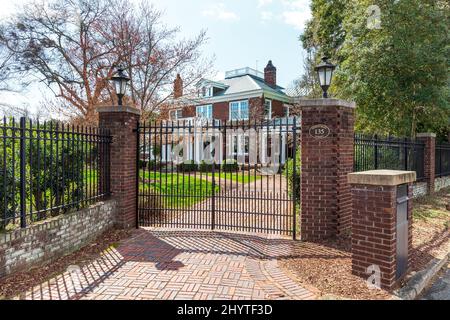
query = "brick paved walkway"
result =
(15, 228, 315, 300)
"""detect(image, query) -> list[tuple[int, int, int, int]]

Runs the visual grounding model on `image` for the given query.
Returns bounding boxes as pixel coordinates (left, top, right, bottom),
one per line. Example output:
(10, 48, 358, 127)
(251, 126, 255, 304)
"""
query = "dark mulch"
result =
(279, 188, 450, 300)
(0, 228, 132, 300)
(279, 236, 393, 300)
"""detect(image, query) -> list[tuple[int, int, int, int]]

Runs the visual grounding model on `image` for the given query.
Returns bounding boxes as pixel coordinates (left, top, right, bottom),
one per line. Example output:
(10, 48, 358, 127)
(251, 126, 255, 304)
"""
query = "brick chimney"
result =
(173, 74, 183, 98)
(264, 60, 277, 88)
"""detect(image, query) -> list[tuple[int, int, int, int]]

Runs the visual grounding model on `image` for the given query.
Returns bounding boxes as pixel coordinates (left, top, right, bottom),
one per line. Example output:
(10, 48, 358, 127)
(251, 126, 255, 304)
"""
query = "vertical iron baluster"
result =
(12, 118, 16, 225)
(28, 119, 33, 222)
(55, 122, 60, 214)
(2, 117, 7, 226)
(135, 122, 140, 229)
(292, 116, 297, 240)
(42, 121, 49, 220)
(211, 119, 216, 231)
(62, 123, 66, 212)
(76, 125, 80, 210)
(19, 117, 26, 228)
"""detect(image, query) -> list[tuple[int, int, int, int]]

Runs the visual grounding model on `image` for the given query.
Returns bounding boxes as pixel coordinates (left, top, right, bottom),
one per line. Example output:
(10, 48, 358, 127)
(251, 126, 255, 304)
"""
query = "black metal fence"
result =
(354, 133, 425, 181)
(435, 142, 450, 177)
(137, 118, 299, 238)
(1, 117, 111, 231)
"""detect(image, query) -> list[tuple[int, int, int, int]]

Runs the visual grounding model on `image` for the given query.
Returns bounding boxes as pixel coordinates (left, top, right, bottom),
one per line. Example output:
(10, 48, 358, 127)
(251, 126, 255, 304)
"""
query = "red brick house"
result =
(167, 60, 293, 122)
(152, 61, 296, 165)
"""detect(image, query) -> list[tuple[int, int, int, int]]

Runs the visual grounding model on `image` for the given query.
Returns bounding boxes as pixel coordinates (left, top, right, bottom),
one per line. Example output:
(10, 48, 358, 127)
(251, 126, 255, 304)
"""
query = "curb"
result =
(394, 253, 450, 300)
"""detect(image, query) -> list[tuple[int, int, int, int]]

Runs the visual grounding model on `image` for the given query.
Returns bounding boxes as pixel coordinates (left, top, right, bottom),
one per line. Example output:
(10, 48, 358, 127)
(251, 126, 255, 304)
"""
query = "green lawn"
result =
(205, 172, 262, 183)
(139, 171, 219, 208)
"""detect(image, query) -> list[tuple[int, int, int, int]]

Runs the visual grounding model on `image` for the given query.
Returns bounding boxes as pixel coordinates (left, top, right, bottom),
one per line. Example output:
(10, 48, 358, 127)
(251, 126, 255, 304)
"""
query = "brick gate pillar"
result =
(98, 106, 140, 228)
(417, 133, 436, 195)
(299, 99, 355, 241)
(348, 170, 416, 290)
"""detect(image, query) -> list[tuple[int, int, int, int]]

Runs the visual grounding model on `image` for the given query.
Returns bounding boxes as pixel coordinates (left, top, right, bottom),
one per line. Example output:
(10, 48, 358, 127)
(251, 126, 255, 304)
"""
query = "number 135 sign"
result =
(309, 124, 331, 139)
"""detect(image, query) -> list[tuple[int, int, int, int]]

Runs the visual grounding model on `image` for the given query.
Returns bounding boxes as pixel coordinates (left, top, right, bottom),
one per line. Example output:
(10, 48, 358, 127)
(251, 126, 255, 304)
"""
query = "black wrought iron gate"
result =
(136, 118, 299, 238)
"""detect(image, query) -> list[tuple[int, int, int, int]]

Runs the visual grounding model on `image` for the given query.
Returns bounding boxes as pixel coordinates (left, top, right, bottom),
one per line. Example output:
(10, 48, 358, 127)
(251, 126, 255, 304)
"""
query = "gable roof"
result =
(187, 74, 291, 104)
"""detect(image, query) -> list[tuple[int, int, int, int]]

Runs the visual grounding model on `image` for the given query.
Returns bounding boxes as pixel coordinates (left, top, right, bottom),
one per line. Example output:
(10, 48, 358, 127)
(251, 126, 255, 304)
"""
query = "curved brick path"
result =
(15, 228, 315, 300)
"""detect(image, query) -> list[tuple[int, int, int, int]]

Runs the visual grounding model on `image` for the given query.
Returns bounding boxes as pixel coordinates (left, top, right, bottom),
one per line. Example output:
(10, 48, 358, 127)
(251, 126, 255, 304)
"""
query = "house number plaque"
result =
(309, 124, 330, 139)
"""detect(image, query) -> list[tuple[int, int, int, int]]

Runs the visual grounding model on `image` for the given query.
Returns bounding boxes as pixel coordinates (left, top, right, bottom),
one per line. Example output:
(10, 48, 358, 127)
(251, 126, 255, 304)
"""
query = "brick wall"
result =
(171, 97, 288, 123)
(435, 176, 450, 192)
(271, 99, 285, 118)
(182, 105, 196, 118)
(249, 97, 264, 121)
(0, 200, 118, 278)
(300, 99, 355, 240)
(404, 177, 450, 199)
(212, 101, 229, 122)
(98, 107, 140, 228)
(417, 133, 435, 194)
(350, 184, 413, 290)
(412, 182, 428, 198)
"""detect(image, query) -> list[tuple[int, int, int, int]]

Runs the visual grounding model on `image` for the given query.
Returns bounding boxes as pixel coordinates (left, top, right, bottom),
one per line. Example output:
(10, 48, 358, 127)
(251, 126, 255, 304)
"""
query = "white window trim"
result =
(264, 99, 272, 120)
(229, 100, 249, 121)
(196, 104, 213, 119)
(283, 104, 290, 117)
(170, 109, 182, 120)
(200, 86, 213, 98)
(231, 134, 249, 156)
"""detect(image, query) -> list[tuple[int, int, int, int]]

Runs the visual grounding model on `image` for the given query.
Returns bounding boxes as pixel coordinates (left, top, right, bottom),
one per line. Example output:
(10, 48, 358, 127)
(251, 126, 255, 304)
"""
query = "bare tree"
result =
(0, 0, 212, 124)
(108, 0, 213, 119)
(286, 49, 322, 99)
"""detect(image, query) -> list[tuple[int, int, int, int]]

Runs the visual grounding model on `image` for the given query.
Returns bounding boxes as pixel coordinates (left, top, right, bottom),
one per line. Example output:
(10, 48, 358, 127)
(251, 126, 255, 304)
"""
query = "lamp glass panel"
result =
(120, 80, 128, 95)
(318, 68, 326, 87)
(324, 67, 334, 86)
(114, 79, 122, 94)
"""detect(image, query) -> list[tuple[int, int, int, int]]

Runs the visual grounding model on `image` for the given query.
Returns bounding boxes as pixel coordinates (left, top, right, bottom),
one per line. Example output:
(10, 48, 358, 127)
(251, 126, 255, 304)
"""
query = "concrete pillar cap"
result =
(292, 98, 356, 109)
(97, 105, 141, 115)
(348, 170, 416, 186)
(416, 133, 436, 138)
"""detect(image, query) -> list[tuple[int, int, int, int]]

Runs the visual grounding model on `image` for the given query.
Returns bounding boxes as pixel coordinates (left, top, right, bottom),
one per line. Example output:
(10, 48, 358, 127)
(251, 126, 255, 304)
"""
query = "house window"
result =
(231, 135, 249, 156)
(229, 100, 249, 120)
(170, 109, 183, 120)
(201, 86, 213, 98)
(264, 99, 272, 120)
(196, 105, 213, 119)
(284, 105, 290, 117)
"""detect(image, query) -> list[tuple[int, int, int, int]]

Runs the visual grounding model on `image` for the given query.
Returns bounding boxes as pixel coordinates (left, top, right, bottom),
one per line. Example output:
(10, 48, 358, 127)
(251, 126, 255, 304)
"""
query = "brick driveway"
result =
(15, 228, 315, 300)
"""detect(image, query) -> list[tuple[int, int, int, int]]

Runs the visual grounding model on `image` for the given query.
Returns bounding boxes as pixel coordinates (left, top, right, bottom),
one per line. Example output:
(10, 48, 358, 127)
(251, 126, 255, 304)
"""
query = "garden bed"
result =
(279, 187, 450, 300)
(0, 228, 131, 300)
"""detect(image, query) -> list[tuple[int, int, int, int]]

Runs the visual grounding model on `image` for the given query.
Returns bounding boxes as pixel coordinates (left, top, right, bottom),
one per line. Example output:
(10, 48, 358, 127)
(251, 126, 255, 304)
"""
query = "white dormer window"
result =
(201, 86, 213, 98)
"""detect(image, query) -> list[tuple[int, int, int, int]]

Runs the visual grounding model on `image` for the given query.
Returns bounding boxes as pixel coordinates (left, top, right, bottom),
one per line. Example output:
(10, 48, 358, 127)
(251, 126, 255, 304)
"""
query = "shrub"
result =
(176, 160, 198, 172)
(0, 161, 18, 230)
(221, 159, 239, 172)
(199, 160, 214, 172)
(283, 149, 301, 200)
(139, 159, 148, 168)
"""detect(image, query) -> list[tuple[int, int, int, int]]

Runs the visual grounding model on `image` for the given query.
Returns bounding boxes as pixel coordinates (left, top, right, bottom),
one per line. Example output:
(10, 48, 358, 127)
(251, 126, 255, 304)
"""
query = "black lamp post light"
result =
(315, 56, 336, 98)
(111, 67, 130, 106)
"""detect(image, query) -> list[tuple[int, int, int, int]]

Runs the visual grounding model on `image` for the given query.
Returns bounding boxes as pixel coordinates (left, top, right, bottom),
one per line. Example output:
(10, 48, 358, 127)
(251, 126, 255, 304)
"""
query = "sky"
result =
(0, 0, 311, 115)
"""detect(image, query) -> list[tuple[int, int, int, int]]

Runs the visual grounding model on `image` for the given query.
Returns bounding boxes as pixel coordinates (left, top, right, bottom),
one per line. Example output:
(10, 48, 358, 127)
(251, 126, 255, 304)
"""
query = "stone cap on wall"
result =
(292, 98, 356, 109)
(348, 170, 416, 186)
(97, 105, 141, 115)
(416, 133, 436, 138)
